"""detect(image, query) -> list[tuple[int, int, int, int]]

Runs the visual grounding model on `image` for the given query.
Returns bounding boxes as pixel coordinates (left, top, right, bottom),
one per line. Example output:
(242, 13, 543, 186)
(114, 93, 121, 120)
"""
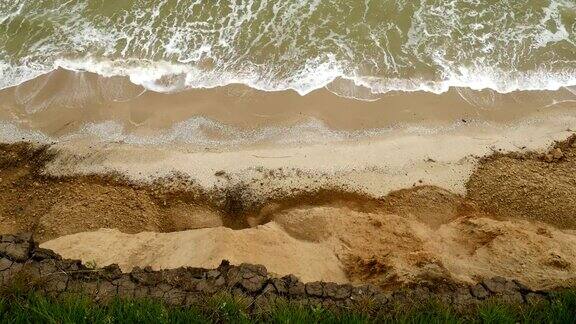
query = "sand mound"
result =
(421, 217, 576, 289)
(273, 205, 576, 289)
(41, 224, 347, 283)
(42, 206, 576, 290)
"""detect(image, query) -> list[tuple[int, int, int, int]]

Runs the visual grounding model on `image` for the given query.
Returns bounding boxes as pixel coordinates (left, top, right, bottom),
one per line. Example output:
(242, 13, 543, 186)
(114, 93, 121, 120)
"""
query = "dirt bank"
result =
(467, 136, 576, 228)
(1, 135, 576, 289)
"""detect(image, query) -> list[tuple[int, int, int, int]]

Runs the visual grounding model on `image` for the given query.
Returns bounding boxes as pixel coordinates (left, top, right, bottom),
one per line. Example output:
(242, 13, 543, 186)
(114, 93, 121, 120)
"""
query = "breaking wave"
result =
(1, 0, 575, 99)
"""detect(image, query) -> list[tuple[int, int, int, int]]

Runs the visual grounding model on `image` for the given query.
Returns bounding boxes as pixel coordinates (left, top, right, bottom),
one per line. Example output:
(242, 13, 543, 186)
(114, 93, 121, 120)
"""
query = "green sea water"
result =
(1, 0, 575, 95)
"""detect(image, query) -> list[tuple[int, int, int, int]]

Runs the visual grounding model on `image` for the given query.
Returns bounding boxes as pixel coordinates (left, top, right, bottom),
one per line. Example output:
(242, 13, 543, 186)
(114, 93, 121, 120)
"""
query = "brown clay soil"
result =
(2, 136, 576, 290)
(467, 137, 576, 229)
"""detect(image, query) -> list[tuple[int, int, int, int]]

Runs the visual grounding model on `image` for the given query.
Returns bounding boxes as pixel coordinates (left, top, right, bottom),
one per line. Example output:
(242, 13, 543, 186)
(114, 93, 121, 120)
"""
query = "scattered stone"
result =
(482, 276, 507, 293)
(305, 282, 323, 297)
(546, 253, 572, 270)
(470, 284, 489, 299)
(543, 148, 564, 162)
(552, 148, 564, 160)
(536, 227, 553, 238)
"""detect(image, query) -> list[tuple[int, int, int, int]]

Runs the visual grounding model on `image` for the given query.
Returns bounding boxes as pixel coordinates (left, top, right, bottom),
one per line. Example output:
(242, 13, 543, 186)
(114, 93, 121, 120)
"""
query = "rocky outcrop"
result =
(0, 233, 556, 312)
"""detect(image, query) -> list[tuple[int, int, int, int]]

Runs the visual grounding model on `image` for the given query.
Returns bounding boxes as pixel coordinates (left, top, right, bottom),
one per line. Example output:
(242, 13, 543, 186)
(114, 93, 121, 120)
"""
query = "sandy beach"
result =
(1, 70, 575, 141)
(0, 70, 574, 291)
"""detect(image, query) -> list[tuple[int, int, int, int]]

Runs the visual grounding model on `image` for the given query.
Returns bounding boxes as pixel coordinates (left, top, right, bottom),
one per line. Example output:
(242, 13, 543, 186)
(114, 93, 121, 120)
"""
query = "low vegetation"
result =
(1, 288, 575, 323)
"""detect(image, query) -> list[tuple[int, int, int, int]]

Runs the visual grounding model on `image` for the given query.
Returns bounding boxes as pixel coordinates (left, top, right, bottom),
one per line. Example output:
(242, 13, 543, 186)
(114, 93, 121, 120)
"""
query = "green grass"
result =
(0, 290, 575, 323)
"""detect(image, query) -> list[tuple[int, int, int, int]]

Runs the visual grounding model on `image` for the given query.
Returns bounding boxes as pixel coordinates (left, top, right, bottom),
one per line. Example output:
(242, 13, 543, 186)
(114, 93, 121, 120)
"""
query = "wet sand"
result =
(1, 69, 575, 143)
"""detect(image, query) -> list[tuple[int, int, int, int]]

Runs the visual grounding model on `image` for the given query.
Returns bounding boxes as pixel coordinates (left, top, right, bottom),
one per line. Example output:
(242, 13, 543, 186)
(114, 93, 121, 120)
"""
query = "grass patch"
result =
(0, 290, 575, 323)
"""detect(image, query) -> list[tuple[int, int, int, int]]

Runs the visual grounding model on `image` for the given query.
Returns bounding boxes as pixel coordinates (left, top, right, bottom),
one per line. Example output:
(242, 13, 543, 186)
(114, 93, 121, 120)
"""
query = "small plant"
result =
(85, 260, 99, 270)
(206, 291, 251, 323)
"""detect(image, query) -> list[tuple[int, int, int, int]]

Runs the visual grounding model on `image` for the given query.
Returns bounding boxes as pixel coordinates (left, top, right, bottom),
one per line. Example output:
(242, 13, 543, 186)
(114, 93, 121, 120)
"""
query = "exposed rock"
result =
(453, 287, 476, 307)
(271, 278, 288, 295)
(305, 281, 323, 297)
(206, 270, 220, 278)
(500, 291, 524, 304)
(0, 257, 12, 271)
(0, 241, 32, 262)
(324, 282, 351, 299)
(512, 280, 531, 293)
(350, 285, 379, 300)
(131, 266, 160, 286)
(100, 264, 123, 280)
(32, 248, 62, 261)
(95, 280, 117, 302)
(482, 276, 508, 293)
(238, 263, 267, 292)
(283, 274, 306, 296)
(240, 275, 266, 292)
(470, 284, 489, 299)
(525, 292, 547, 305)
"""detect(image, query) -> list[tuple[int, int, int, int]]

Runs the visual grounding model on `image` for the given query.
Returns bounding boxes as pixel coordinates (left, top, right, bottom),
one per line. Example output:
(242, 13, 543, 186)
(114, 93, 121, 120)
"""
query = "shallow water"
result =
(1, 0, 575, 97)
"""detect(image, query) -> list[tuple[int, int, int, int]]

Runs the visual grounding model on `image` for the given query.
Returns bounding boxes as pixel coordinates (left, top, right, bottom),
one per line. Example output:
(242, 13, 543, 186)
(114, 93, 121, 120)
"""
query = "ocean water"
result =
(1, 0, 575, 98)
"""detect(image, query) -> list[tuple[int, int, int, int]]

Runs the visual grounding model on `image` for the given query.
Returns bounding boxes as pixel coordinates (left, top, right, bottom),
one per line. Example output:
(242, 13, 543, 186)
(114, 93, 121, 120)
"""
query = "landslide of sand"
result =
(43, 200, 576, 290)
(41, 224, 348, 284)
(3, 135, 576, 290)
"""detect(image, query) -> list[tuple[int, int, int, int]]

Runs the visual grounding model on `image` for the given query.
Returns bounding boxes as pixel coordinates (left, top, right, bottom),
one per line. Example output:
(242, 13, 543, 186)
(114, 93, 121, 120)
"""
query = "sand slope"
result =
(43, 205, 576, 290)
(42, 224, 347, 283)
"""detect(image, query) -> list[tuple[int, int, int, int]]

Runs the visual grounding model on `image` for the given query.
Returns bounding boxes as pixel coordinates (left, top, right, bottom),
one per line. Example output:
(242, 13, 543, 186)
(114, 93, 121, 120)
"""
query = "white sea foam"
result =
(51, 57, 576, 96)
(0, 53, 574, 103)
(67, 117, 392, 147)
(0, 122, 50, 144)
(0, 0, 575, 98)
